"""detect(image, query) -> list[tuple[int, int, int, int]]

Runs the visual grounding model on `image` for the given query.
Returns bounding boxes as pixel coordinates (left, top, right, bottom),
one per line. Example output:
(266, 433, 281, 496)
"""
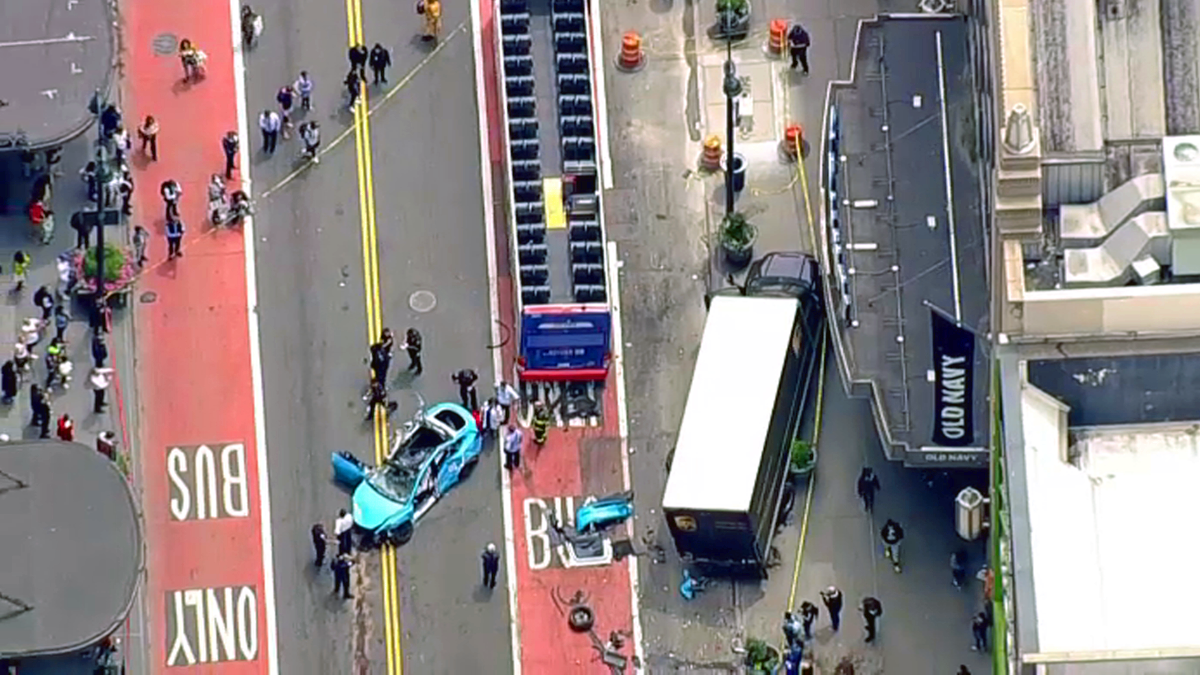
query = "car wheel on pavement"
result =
(567, 604, 595, 632)
(388, 521, 414, 546)
(459, 456, 478, 480)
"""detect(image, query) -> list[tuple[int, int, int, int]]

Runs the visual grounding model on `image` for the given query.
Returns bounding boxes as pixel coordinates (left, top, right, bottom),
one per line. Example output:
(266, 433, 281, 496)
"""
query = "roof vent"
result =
(1003, 104, 1035, 155)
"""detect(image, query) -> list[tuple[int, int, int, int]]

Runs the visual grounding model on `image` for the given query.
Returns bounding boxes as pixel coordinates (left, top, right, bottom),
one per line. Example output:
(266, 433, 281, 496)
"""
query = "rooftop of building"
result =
(0, 441, 142, 658)
(1003, 351, 1200, 666)
(0, 0, 115, 150)
(821, 14, 990, 465)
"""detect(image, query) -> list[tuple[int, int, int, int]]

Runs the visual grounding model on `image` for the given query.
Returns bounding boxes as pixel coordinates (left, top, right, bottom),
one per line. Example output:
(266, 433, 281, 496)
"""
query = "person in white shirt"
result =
(503, 425, 523, 470)
(495, 380, 520, 424)
(90, 366, 114, 413)
(299, 121, 320, 163)
(258, 110, 281, 154)
(294, 71, 314, 111)
(334, 508, 355, 555)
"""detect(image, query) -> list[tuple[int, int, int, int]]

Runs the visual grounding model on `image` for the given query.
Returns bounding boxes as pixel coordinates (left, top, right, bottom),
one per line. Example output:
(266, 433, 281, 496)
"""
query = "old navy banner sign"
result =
(931, 310, 974, 447)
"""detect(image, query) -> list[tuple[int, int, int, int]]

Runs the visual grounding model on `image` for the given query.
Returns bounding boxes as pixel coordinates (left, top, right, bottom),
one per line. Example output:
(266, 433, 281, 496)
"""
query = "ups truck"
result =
(662, 252, 824, 577)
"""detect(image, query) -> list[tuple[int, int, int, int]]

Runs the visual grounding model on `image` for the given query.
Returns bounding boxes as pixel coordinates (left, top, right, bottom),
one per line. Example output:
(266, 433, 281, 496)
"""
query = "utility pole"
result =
(722, 39, 742, 216)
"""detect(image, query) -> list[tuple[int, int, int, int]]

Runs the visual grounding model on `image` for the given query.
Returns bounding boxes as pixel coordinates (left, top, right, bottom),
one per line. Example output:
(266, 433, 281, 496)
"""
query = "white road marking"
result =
(605, 240, 644, 668)
(471, 0, 524, 672)
(228, 0, 280, 671)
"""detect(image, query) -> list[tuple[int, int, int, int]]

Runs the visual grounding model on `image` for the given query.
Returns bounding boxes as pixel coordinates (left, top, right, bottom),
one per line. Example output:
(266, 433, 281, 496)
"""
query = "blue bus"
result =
(518, 304, 612, 381)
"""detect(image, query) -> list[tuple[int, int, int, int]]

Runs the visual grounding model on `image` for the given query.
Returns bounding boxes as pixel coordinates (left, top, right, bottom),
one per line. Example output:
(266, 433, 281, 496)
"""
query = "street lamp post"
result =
(89, 89, 111, 329)
(722, 39, 742, 216)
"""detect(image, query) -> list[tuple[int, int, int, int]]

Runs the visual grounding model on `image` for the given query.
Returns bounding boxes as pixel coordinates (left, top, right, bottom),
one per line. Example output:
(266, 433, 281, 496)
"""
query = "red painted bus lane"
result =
(123, 0, 275, 671)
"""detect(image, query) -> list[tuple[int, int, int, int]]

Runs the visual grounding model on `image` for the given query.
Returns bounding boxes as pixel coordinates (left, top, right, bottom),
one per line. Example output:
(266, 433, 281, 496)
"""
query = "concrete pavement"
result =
(599, 0, 993, 671)
(241, 0, 510, 671)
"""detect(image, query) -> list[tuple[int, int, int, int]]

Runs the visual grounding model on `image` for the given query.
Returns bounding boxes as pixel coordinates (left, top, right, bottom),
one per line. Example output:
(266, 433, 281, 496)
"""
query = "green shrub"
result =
(83, 243, 127, 283)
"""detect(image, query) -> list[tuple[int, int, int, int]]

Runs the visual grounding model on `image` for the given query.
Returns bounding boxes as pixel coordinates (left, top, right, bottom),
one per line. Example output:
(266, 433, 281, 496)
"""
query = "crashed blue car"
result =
(331, 402, 483, 545)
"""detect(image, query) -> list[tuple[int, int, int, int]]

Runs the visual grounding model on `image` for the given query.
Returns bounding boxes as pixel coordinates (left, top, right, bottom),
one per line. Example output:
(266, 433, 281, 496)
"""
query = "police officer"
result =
(369, 328, 394, 385)
(531, 401, 551, 445)
(452, 368, 479, 410)
(402, 327, 423, 375)
(369, 43, 392, 85)
(332, 553, 354, 599)
(311, 523, 328, 566)
(165, 216, 185, 259)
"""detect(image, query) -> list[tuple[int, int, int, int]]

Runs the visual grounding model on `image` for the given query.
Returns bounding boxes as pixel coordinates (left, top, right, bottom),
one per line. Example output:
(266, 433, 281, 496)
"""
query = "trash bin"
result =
(955, 486, 985, 541)
(728, 153, 747, 193)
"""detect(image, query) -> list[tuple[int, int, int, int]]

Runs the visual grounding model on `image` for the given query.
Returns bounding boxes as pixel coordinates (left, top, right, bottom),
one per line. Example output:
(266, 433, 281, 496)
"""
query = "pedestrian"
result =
(96, 430, 118, 460)
(33, 286, 54, 320)
(139, 115, 159, 161)
(1, 361, 17, 405)
(179, 38, 197, 80)
(335, 508, 354, 555)
(53, 305, 69, 342)
(820, 586, 843, 632)
(222, 131, 240, 178)
(369, 328, 394, 385)
(56, 413, 75, 441)
(92, 333, 108, 368)
(481, 542, 500, 589)
(311, 523, 328, 566)
(294, 71, 314, 111)
(369, 43, 392, 85)
(276, 85, 296, 137)
(44, 337, 66, 389)
(298, 121, 320, 163)
(344, 70, 362, 109)
(957, 667, 971, 675)
(160, 179, 182, 219)
(402, 327, 422, 375)
(363, 379, 397, 420)
(860, 596, 882, 643)
(99, 103, 122, 139)
(799, 600, 818, 639)
(28, 199, 54, 245)
(20, 317, 42, 350)
(45, 146, 63, 180)
(112, 125, 132, 164)
(783, 643, 803, 675)
(481, 397, 503, 437)
(495, 380, 520, 423)
(81, 161, 99, 202)
(503, 425, 523, 470)
(30, 384, 50, 438)
(13, 342, 35, 378)
(971, 611, 989, 651)
(856, 466, 880, 512)
(881, 518, 904, 571)
(165, 217, 185, 259)
(133, 226, 150, 268)
(418, 0, 442, 41)
(70, 211, 92, 250)
(331, 553, 353, 599)
(782, 611, 803, 649)
(258, 110, 281, 153)
(12, 251, 30, 291)
(348, 44, 368, 80)
(90, 366, 114, 413)
(452, 368, 479, 410)
(117, 169, 134, 216)
(787, 23, 810, 74)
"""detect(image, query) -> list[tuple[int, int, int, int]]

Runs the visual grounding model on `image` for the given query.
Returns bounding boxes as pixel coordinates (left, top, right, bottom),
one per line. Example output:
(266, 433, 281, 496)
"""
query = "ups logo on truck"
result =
(673, 515, 697, 532)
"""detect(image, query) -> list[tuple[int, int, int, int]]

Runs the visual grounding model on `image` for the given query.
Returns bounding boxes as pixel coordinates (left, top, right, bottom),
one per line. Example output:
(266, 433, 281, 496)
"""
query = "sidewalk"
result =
(600, 0, 991, 672)
(0, 137, 148, 674)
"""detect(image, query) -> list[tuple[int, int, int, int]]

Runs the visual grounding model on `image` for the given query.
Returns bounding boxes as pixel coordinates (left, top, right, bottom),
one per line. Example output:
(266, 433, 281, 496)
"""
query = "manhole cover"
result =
(140, 291, 157, 303)
(409, 290, 436, 313)
(153, 34, 178, 56)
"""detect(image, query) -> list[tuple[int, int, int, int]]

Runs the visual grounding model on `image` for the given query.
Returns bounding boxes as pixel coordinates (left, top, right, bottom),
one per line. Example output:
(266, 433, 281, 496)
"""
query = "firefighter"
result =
(531, 400, 551, 446)
(417, 0, 442, 42)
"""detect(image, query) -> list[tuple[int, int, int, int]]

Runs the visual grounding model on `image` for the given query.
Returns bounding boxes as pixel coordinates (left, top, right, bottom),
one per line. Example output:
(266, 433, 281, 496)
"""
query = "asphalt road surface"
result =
(241, 0, 511, 672)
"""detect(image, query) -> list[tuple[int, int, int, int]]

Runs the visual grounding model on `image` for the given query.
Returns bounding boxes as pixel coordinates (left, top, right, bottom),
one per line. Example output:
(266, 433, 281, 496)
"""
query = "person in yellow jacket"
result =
(531, 401, 551, 446)
(418, 0, 442, 41)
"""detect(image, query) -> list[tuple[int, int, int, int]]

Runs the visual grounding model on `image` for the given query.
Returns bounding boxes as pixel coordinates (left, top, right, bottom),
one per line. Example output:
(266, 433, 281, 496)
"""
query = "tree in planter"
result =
(719, 212, 757, 267)
(790, 438, 815, 473)
(716, 0, 751, 38)
(743, 637, 780, 672)
(83, 243, 128, 284)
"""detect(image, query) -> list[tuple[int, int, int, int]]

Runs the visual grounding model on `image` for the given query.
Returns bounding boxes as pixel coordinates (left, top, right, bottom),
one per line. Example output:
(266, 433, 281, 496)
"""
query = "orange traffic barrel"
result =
(768, 19, 788, 57)
(700, 135, 722, 171)
(617, 31, 644, 71)
(782, 123, 804, 159)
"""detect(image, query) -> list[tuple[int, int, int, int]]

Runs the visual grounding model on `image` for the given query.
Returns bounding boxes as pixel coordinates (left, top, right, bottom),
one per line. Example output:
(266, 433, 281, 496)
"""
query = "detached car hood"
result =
(351, 480, 411, 530)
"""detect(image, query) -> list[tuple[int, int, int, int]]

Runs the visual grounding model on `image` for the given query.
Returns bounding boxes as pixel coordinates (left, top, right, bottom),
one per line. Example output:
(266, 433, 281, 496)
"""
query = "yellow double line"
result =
(344, 0, 403, 672)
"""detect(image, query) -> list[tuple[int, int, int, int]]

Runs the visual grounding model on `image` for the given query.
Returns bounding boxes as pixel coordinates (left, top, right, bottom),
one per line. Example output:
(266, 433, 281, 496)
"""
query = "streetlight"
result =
(722, 39, 742, 216)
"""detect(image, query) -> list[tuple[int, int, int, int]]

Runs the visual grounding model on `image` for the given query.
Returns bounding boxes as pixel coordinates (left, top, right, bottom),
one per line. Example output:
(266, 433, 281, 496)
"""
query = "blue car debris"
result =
(331, 402, 483, 545)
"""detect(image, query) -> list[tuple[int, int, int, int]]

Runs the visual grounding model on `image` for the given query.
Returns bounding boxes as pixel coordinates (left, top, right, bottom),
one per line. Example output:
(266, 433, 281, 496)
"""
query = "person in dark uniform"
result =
(861, 596, 883, 642)
(402, 327, 423, 375)
(332, 553, 353, 599)
(363, 379, 397, 421)
(856, 466, 880, 512)
(481, 542, 500, 589)
(452, 368, 479, 410)
(799, 601, 819, 639)
(1, 361, 17, 404)
(971, 611, 989, 651)
(531, 401, 551, 445)
(787, 23, 811, 74)
(165, 217, 185, 259)
(311, 523, 328, 567)
(820, 586, 843, 632)
(369, 328, 394, 385)
(369, 44, 392, 85)
(348, 44, 368, 81)
(30, 384, 51, 438)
